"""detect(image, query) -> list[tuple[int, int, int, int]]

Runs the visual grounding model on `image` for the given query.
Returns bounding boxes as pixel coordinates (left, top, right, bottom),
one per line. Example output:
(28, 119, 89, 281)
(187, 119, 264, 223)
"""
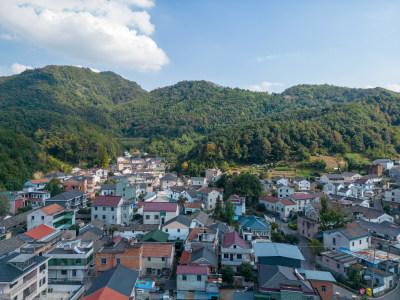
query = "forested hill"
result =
(0, 65, 399, 188)
(180, 93, 400, 175)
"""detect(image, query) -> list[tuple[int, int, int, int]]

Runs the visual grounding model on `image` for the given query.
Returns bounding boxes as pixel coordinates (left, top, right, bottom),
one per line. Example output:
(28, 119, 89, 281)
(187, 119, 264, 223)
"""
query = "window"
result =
(333, 238, 336, 245)
(112, 215, 114, 219)
(237, 254, 242, 259)
(155, 215, 159, 219)
(111, 207, 114, 211)
(359, 240, 362, 244)
(352, 242, 354, 247)
(41, 216, 44, 220)
(116, 259, 120, 264)
(95, 207, 98, 210)
(146, 215, 150, 219)
(39, 264, 46, 272)
(177, 229, 181, 233)
(72, 270, 77, 277)
(162, 257, 166, 261)
(102, 215, 106, 219)
(197, 275, 202, 281)
(321, 286, 326, 292)
(148, 257, 151, 261)
(31, 216, 34, 220)
(337, 263, 340, 269)
(224, 254, 229, 258)
(233, 245, 236, 249)
(182, 275, 187, 281)
(61, 270, 67, 275)
(95, 215, 98, 218)
(101, 259, 106, 265)
(76, 259, 81, 264)
(103, 207, 106, 211)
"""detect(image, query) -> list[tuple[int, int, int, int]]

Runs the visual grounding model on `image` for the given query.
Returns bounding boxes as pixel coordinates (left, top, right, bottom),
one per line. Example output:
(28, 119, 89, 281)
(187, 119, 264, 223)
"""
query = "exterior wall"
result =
(177, 274, 207, 292)
(233, 203, 245, 216)
(276, 201, 296, 219)
(95, 246, 142, 275)
(46, 251, 93, 282)
(278, 186, 294, 199)
(309, 280, 333, 300)
(255, 256, 301, 268)
(91, 205, 122, 226)
(142, 250, 175, 277)
(221, 245, 253, 272)
(121, 204, 133, 225)
(298, 180, 310, 191)
(27, 210, 75, 231)
(384, 189, 400, 204)
(162, 223, 190, 240)
(297, 216, 319, 240)
(0, 261, 48, 300)
(198, 190, 223, 210)
(259, 200, 277, 214)
(323, 231, 371, 251)
(161, 180, 175, 190)
(143, 210, 179, 225)
(316, 255, 357, 280)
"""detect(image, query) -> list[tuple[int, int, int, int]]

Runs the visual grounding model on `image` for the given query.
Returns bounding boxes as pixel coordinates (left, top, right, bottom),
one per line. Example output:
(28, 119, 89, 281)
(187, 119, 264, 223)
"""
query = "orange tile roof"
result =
(142, 243, 173, 258)
(180, 251, 191, 264)
(82, 287, 129, 300)
(40, 204, 64, 215)
(186, 227, 201, 240)
(24, 224, 56, 240)
(279, 199, 297, 206)
(30, 179, 51, 184)
(259, 195, 280, 203)
(185, 202, 203, 209)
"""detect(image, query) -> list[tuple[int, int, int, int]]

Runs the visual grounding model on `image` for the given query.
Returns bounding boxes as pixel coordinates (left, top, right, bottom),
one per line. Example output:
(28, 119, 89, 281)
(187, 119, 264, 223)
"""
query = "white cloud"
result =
(11, 63, 33, 74)
(364, 85, 375, 89)
(257, 53, 306, 62)
(246, 81, 284, 93)
(0, 0, 168, 72)
(387, 84, 400, 93)
(257, 54, 280, 62)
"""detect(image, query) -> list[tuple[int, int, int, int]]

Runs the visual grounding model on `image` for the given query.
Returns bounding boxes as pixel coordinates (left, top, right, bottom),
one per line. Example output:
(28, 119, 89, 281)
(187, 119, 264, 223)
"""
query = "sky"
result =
(0, 0, 399, 93)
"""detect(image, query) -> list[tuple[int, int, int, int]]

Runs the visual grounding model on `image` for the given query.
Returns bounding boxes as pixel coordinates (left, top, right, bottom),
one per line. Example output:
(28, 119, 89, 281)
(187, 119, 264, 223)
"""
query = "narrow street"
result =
(372, 192, 383, 211)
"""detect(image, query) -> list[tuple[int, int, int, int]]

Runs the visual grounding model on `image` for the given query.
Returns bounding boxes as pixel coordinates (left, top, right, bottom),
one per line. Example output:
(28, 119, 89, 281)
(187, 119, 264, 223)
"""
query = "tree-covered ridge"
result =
(180, 93, 400, 173)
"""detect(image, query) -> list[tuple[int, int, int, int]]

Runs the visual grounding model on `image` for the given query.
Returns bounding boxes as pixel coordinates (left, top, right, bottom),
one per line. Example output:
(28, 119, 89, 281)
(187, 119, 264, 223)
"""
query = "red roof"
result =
(198, 187, 223, 195)
(24, 224, 56, 240)
(82, 287, 129, 300)
(177, 265, 208, 275)
(143, 202, 178, 212)
(279, 199, 297, 206)
(185, 202, 203, 209)
(180, 251, 191, 264)
(92, 196, 123, 207)
(259, 195, 280, 203)
(291, 194, 314, 200)
(223, 231, 246, 249)
(354, 179, 367, 184)
(40, 204, 64, 215)
(30, 179, 51, 184)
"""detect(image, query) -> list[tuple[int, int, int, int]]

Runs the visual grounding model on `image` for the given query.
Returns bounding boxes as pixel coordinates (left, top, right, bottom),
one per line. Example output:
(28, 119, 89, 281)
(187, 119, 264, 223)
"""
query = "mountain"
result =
(0, 65, 399, 188)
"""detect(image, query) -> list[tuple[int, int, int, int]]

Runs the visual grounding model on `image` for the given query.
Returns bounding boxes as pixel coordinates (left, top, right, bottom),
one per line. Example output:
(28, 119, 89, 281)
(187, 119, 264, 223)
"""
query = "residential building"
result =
(0, 252, 49, 300)
(297, 203, 321, 240)
(117, 224, 159, 239)
(141, 243, 175, 278)
(161, 215, 192, 241)
(95, 237, 143, 275)
(100, 184, 116, 196)
(180, 247, 218, 274)
(1, 191, 24, 214)
(19, 224, 63, 246)
(184, 227, 218, 252)
(320, 174, 344, 183)
(176, 265, 220, 300)
(260, 178, 274, 193)
(83, 264, 138, 300)
(292, 177, 310, 190)
(141, 229, 169, 243)
(389, 167, 400, 178)
(316, 250, 358, 280)
(197, 187, 224, 210)
(274, 176, 288, 186)
(184, 202, 203, 214)
(353, 178, 374, 193)
(190, 177, 207, 187)
(372, 159, 393, 171)
(276, 183, 294, 199)
(259, 195, 280, 213)
(254, 243, 305, 268)
(358, 219, 400, 241)
(205, 168, 221, 182)
(165, 186, 186, 201)
(63, 175, 96, 199)
(44, 240, 93, 283)
(23, 179, 51, 192)
(289, 193, 319, 212)
(227, 194, 246, 217)
(116, 180, 140, 202)
(45, 190, 87, 210)
(341, 172, 362, 182)
(255, 265, 317, 299)
(19, 189, 51, 208)
(323, 223, 371, 251)
(303, 270, 336, 300)
(186, 211, 214, 227)
(27, 204, 76, 231)
(239, 215, 271, 241)
(143, 202, 179, 225)
(276, 199, 297, 220)
(221, 231, 253, 272)
(160, 174, 177, 189)
(346, 206, 394, 223)
(91, 196, 128, 226)
(384, 188, 400, 211)
(182, 188, 198, 203)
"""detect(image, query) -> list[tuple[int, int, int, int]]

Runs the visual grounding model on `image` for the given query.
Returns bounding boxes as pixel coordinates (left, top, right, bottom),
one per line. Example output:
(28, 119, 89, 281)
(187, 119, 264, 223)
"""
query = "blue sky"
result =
(0, 0, 399, 93)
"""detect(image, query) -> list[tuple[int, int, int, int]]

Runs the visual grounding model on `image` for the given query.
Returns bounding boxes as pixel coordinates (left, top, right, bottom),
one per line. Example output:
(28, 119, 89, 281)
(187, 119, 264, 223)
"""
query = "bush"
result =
(257, 203, 266, 212)
(221, 267, 234, 285)
(238, 262, 254, 282)
(284, 234, 299, 244)
(287, 222, 298, 230)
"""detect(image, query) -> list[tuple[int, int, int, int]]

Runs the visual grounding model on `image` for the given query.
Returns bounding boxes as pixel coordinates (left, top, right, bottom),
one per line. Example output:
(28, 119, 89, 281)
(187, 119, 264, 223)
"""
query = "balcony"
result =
(11, 275, 37, 297)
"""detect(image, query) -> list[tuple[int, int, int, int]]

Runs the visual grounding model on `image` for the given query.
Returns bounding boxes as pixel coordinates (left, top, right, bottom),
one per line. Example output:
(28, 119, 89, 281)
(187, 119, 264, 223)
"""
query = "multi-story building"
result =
(384, 188, 400, 212)
(91, 196, 131, 226)
(44, 240, 93, 282)
(63, 175, 96, 199)
(143, 202, 179, 225)
(227, 194, 246, 217)
(161, 215, 192, 241)
(190, 177, 207, 187)
(27, 204, 76, 231)
(197, 187, 224, 210)
(184, 227, 218, 252)
(0, 252, 49, 300)
(141, 243, 175, 278)
(45, 190, 87, 210)
(276, 184, 294, 199)
(289, 193, 319, 212)
(323, 223, 371, 251)
(221, 231, 253, 272)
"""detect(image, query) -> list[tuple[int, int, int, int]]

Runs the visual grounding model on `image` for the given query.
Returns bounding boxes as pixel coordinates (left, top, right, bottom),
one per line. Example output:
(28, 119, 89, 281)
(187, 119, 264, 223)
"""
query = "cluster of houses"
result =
(3, 154, 400, 299)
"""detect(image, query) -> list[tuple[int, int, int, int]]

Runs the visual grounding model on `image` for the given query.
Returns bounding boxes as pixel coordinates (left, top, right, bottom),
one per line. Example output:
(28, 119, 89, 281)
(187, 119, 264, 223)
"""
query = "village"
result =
(2, 154, 400, 300)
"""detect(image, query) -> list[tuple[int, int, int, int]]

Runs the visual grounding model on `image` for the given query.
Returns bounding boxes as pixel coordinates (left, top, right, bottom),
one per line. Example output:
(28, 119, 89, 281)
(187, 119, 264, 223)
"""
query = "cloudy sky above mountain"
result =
(0, 0, 399, 92)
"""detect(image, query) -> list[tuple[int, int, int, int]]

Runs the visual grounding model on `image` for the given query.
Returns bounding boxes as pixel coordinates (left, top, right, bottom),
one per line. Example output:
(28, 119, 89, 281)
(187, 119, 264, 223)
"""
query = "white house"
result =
(274, 177, 289, 186)
(190, 177, 207, 187)
(221, 231, 253, 272)
(292, 177, 310, 191)
(320, 174, 344, 184)
(143, 202, 179, 225)
(289, 193, 319, 212)
(341, 172, 362, 182)
(227, 194, 246, 217)
(276, 199, 297, 220)
(277, 184, 294, 199)
(161, 215, 192, 241)
(27, 203, 76, 231)
(165, 186, 185, 201)
(259, 195, 280, 214)
(347, 206, 394, 224)
(197, 188, 224, 210)
(91, 196, 125, 226)
(323, 224, 371, 251)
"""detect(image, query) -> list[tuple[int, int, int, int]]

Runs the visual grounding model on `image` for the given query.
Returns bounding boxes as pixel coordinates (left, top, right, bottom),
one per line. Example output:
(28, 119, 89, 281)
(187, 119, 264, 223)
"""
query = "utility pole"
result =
(371, 246, 376, 293)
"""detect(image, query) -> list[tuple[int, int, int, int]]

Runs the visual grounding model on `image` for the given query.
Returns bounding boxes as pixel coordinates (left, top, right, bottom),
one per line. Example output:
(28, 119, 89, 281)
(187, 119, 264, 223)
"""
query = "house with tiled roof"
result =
(184, 202, 203, 214)
(239, 215, 271, 241)
(259, 195, 280, 213)
(143, 202, 179, 225)
(185, 227, 219, 253)
(161, 215, 193, 241)
(160, 174, 177, 189)
(289, 193, 320, 212)
(323, 223, 371, 251)
(221, 231, 253, 272)
(141, 243, 175, 278)
(19, 224, 63, 246)
(180, 247, 218, 273)
(27, 203, 76, 231)
(23, 178, 51, 192)
(91, 196, 133, 226)
(0, 252, 49, 300)
(277, 183, 294, 199)
(197, 187, 223, 210)
(276, 198, 297, 220)
(45, 190, 87, 210)
(63, 175, 96, 199)
(227, 194, 246, 217)
(176, 265, 220, 300)
(83, 264, 138, 300)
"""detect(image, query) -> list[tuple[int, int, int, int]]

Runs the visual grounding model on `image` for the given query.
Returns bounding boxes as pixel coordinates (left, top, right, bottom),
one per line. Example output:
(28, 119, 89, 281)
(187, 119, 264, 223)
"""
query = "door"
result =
(230, 254, 233, 261)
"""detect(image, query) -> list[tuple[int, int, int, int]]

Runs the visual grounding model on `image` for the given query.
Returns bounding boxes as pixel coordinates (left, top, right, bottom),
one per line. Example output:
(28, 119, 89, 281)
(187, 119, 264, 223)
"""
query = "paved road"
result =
(333, 284, 357, 299)
(374, 283, 400, 300)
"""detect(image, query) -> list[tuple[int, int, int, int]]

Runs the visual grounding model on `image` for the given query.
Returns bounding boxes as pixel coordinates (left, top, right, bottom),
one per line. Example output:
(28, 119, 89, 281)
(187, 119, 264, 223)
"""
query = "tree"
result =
(225, 172, 263, 206)
(284, 234, 299, 245)
(224, 200, 235, 225)
(214, 197, 223, 220)
(220, 162, 229, 173)
(45, 178, 62, 197)
(178, 195, 188, 206)
(257, 203, 266, 212)
(238, 262, 254, 282)
(215, 174, 230, 189)
(0, 194, 11, 216)
(383, 205, 391, 214)
(98, 145, 109, 169)
(271, 231, 283, 243)
(308, 239, 325, 257)
(346, 266, 361, 290)
(221, 267, 234, 285)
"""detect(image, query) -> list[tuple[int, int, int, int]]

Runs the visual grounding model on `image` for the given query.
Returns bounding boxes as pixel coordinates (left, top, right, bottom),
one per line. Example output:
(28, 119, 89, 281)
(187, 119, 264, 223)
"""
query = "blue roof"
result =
(239, 215, 270, 231)
(304, 270, 336, 282)
(254, 242, 305, 261)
